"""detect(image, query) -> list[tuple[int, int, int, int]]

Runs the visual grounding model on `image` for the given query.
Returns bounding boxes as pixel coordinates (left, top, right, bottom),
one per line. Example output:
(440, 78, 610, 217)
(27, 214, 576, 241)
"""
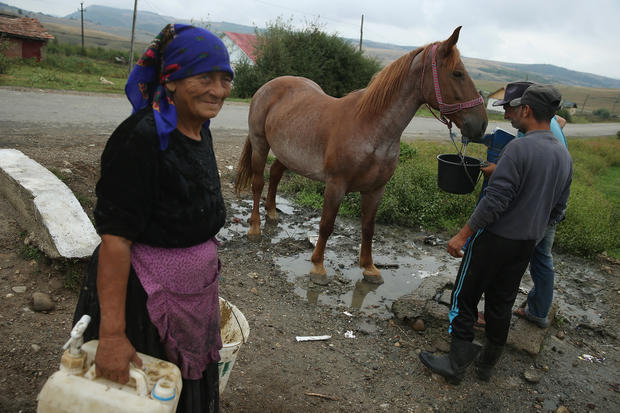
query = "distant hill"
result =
(2, 2, 619, 89)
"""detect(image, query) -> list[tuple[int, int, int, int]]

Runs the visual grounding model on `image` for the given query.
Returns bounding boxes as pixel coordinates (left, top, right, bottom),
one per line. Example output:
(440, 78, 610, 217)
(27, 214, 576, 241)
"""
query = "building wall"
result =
(487, 98, 504, 113)
(4, 37, 22, 58)
(22, 39, 44, 60)
(2, 37, 45, 61)
(221, 36, 254, 66)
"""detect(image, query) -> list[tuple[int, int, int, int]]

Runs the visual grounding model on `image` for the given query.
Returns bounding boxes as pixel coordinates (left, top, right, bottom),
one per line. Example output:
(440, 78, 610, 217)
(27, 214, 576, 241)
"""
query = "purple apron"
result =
(131, 238, 221, 379)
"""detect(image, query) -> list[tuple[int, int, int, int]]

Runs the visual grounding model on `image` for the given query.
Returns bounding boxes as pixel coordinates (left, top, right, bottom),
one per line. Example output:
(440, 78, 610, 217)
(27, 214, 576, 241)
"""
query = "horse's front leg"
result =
(265, 159, 287, 222)
(359, 186, 386, 284)
(310, 181, 346, 285)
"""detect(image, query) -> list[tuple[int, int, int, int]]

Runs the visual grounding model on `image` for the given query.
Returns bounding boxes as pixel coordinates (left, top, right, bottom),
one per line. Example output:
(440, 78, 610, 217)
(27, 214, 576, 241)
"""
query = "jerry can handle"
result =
(84, 363, 149, 397)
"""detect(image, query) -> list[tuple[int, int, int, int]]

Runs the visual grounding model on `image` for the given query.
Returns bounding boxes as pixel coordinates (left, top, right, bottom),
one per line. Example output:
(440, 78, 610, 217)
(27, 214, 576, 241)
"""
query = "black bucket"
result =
(437, 154, 482, 194)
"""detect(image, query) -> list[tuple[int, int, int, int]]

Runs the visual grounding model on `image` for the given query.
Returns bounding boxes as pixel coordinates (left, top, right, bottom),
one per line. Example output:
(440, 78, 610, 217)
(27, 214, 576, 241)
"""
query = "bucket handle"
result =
(448, 129, 483, 190)
(221, 297, 247, 344)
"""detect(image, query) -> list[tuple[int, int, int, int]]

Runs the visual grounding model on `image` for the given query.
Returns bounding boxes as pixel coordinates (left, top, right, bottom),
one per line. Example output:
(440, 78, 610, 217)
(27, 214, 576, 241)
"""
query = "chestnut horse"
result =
(235, 27, 487, 285)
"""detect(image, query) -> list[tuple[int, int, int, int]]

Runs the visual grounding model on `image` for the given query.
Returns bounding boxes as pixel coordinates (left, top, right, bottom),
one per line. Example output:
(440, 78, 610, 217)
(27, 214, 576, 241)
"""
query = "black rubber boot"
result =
(475, 342, 504, 381)
(419, 338, 481, 384)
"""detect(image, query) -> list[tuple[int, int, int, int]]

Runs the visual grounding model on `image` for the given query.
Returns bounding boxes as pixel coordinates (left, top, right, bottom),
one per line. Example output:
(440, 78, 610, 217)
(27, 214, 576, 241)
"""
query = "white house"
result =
(221, 32, 257, 66)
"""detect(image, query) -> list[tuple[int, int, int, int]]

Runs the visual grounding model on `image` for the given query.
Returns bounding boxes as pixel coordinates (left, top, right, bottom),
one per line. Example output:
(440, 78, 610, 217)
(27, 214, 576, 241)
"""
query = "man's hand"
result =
(480, 162, 496, 178)
(95, 334, 142, 384)
(447, 224, 474, 258)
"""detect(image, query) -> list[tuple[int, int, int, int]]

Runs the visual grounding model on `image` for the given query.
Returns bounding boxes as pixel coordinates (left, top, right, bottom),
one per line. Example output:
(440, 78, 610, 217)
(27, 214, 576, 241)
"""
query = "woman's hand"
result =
(96, 234, 135, 383)
(95, 334, 142, 384)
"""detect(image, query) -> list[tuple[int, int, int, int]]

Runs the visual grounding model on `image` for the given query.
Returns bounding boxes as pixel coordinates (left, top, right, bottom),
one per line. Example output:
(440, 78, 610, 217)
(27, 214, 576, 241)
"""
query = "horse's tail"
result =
(235, 137, 253, 194)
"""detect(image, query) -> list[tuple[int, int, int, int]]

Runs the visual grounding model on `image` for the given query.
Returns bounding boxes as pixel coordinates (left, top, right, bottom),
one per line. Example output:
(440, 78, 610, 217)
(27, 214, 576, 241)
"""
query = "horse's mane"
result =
(356, 42, 461, 117)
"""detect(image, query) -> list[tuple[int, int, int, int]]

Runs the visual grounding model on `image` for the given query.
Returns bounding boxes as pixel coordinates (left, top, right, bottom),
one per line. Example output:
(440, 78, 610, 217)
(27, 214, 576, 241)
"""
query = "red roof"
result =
(0, 16, 54, 41)
(224, 32, 257, 62)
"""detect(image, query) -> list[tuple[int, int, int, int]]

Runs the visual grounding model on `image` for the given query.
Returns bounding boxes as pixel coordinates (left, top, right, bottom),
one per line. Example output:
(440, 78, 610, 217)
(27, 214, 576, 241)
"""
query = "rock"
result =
(434, 340, 450, 353)
(391, 274, 453, 323)
(424, 235, 437, 246)
(49, 278, 64, 290)
(32, 292, 55, 312)
(250, 287, 259, 295)
(12, 286, 27, 293)
(523, 368, 542, 383)
(507, 301, 558, 355)
(31, 344, 41, 353)
(556, 330, 565, 340)
(410, 318, 425, 331)
(357, 320, 379, 335)
(555, 407, 570, 413)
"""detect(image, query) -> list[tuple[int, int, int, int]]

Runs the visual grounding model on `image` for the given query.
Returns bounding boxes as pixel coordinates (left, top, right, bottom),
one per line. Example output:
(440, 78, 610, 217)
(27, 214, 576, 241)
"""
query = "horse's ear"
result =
(443, 26, 462, 50)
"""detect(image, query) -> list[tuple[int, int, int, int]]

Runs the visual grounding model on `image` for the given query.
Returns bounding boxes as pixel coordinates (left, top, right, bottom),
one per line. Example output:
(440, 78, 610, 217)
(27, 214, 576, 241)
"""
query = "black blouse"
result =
(94, 107, 226, 248)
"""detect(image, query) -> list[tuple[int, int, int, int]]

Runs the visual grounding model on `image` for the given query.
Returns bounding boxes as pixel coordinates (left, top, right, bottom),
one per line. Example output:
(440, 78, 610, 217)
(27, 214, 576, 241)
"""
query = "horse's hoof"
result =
(310, 273, 329, 286)
(362, 273, 384, 285)
(265, 211, 278, 222)
(247, 232, 261, 242)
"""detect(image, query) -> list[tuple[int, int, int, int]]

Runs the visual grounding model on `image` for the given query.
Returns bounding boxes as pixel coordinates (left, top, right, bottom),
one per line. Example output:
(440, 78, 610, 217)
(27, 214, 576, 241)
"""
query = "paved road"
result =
(2, 88, 619, 140)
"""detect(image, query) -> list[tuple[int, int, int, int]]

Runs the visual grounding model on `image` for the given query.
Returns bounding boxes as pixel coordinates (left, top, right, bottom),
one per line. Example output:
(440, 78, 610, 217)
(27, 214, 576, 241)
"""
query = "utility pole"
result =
(359, 14, 364, 52)
(128, 0, 138, 73)
(80, 2, 84, 53)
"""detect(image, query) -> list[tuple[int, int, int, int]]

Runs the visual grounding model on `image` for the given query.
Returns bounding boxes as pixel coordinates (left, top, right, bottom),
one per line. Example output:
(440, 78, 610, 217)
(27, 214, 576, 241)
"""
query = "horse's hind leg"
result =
(359, 187, 385, 284)
(265, 159, 287, 222)
(310, 180, 346, 285)
(248, 140, 270, 239)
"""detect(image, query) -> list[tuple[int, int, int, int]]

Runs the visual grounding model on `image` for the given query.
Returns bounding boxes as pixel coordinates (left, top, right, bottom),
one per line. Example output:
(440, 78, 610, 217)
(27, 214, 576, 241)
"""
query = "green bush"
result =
(231, 19, 381, 98)
(557, 108, 572, 123)
(0, 35, 11, 74)
(593, 108, 611, 119)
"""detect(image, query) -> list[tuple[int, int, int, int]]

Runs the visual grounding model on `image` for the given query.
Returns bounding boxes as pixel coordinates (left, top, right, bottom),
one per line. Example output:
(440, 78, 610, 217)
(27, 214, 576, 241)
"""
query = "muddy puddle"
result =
(219, 195, 608, 326)
(219, 196, 462, 318)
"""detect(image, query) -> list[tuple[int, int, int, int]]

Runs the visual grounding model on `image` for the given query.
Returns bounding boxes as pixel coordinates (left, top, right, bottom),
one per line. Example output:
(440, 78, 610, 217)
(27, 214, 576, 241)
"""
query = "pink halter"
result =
(421, 43, 484, 130)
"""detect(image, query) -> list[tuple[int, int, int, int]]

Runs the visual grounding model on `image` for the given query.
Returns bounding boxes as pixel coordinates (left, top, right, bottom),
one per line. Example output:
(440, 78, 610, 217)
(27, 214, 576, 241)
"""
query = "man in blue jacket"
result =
(419, 84, 573, 384)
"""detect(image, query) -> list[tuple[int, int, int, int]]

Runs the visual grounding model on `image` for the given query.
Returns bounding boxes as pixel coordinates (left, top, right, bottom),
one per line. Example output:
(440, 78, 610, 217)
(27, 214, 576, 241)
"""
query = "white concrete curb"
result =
(0, 149, 100, 259)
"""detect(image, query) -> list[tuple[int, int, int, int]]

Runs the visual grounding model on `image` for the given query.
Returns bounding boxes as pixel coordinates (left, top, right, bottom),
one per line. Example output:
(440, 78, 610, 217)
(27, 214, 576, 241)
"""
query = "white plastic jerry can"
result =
(37, 316, 182, 413)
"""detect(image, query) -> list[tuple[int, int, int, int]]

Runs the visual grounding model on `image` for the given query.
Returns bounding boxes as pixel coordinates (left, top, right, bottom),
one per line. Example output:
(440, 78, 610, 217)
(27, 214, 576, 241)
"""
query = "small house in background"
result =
(221, 32, 257, 66)
(0, 15, 54, 61)
(561, 101, 578, 115)
(486, 87, 506, 112)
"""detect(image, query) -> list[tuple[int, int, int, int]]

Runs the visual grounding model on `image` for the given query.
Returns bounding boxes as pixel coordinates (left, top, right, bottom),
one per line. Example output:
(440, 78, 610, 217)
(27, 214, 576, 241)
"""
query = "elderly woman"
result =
(73, 24, 233, 412)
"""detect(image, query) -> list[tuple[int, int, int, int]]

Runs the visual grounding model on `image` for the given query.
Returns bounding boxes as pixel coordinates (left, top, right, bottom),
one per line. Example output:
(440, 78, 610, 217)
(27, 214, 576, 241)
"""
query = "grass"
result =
(1, 58, 127, 93)
(278, 137, 620, 259)
(281, 141, 487, 233)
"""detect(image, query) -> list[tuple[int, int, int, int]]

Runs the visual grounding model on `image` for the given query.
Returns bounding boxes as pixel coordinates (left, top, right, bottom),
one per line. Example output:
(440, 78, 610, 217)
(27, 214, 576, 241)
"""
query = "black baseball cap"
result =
(509, 84, 561, 112)
(492, 81, 533, 106)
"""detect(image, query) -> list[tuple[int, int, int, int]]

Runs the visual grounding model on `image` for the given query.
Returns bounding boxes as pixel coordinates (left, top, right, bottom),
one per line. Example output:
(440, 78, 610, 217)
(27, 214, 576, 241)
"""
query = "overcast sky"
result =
(8, 0, 620, 80)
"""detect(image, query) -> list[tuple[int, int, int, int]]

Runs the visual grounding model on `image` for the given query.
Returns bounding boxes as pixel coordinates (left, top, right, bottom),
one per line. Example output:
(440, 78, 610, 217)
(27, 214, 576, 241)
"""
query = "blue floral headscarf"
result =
(125, 24, 234, 150)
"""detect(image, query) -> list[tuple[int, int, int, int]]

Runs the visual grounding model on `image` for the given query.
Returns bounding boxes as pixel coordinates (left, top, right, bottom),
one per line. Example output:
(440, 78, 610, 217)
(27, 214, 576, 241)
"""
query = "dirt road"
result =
(1, 87, 619, 412)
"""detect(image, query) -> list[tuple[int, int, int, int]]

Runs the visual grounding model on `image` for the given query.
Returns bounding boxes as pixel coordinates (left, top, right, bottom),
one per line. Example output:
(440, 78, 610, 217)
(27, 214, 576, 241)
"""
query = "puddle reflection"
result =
(277, 251, 458, 317)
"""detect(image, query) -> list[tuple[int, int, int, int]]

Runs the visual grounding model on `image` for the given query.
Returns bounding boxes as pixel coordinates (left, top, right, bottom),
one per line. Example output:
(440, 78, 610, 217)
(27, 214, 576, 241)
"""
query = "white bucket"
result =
(218, 297, 250, 394)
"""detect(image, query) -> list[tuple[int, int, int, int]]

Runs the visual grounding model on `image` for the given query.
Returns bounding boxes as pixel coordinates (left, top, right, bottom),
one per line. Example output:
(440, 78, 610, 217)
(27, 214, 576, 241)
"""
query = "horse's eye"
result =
(453, 71, 463, 78)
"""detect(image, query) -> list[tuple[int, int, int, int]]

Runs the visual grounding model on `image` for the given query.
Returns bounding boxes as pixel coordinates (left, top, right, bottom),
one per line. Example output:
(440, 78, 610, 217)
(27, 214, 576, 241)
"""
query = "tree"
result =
(231, 19, 381, 98)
